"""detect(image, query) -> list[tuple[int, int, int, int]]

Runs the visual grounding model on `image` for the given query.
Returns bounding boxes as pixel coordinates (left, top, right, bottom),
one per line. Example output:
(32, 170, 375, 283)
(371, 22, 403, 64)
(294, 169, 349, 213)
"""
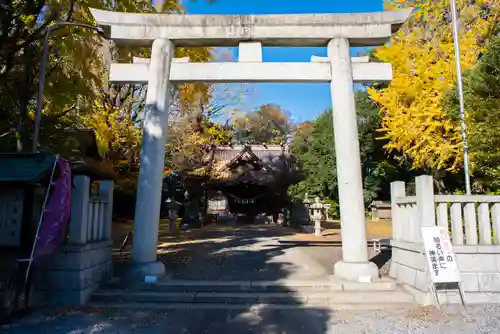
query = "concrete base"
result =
(314, 220, 321, 236)
(124, 261, 167, 284)
(333, 261, 379, 282)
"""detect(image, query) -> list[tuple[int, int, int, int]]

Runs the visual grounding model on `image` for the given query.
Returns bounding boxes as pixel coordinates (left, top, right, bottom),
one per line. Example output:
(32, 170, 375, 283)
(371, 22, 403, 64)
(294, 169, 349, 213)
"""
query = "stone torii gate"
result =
(90, 8, 411, 282)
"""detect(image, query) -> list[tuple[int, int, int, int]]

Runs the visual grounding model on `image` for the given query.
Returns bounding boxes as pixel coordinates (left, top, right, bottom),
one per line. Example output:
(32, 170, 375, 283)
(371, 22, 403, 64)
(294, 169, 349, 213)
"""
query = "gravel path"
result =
(2, 304, 500, 333)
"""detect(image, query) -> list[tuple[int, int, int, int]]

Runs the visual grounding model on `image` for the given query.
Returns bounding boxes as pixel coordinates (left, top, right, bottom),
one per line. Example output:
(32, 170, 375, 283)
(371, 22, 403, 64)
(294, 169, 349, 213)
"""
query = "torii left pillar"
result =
(128, 38, 174, 281)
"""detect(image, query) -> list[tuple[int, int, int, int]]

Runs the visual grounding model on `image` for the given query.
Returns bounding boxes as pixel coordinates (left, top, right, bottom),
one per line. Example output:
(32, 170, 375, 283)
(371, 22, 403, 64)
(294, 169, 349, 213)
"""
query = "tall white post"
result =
(328, 38, 379, 282)
(130, 38, 174, 279)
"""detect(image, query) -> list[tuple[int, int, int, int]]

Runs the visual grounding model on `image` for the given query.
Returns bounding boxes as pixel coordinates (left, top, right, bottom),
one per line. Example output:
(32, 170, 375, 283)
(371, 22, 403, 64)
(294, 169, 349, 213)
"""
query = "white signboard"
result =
(208, 199, 227, 213)
(421, 226, 461, 283)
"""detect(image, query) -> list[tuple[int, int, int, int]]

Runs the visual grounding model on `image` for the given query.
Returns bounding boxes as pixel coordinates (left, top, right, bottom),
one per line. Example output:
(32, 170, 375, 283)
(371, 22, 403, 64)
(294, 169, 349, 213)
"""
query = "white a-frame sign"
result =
(421, 226, 466, 309)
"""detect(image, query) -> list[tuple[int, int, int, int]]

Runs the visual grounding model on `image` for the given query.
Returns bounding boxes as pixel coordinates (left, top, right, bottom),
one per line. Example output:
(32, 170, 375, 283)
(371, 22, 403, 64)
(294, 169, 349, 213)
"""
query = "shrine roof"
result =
(184, 145, 290, 183)
(0, 152, 56, 183)
(0, 129, 115, 184)
(206, 145, 290, 183)
(214, 145, 287, 165)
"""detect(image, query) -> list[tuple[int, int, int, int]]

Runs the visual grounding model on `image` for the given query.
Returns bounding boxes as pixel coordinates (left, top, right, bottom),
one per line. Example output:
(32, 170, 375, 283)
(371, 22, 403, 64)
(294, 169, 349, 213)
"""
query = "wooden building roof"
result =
(190, 144, 291, 185)
(204, 145, 288, 183)
(213, 145, 287, 165)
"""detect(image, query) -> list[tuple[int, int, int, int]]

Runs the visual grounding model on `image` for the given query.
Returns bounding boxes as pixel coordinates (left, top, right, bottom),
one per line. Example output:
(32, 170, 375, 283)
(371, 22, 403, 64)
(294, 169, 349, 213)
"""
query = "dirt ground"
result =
(112, 219, 393, 247)
(113, 221, 300, 250)
(283, 219, 392, 242)
(111, 219, 392, 251)
(111, 219, 393, 276)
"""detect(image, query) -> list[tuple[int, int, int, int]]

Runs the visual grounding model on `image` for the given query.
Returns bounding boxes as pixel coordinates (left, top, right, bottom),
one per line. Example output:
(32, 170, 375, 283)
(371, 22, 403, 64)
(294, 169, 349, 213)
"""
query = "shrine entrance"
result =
(90, 7, 412, 282)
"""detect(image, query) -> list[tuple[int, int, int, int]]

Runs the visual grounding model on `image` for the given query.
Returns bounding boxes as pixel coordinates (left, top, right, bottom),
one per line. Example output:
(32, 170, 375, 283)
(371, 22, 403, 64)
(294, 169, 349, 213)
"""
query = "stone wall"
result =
(390, 241, 427, 293)
(391, 241, 500, 304)
(34, 176, 114, 306)
(35, 240, 113, 306)
(390, 175, 500, 305)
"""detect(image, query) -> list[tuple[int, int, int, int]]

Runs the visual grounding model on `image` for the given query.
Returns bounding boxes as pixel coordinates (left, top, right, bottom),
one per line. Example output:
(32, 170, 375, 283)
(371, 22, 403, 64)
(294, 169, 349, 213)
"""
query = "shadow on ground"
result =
(1, 306, 332, 333)
(370, 248, 392, 270)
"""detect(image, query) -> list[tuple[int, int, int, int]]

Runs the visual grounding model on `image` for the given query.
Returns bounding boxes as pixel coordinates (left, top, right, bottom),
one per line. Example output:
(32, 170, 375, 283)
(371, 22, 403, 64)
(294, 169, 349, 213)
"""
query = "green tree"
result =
(289, 90, 416, 218)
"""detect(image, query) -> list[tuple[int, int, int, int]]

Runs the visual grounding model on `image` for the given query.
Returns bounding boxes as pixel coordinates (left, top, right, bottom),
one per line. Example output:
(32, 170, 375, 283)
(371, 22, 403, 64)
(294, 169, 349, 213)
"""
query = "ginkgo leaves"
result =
(369, 0, 498, 170)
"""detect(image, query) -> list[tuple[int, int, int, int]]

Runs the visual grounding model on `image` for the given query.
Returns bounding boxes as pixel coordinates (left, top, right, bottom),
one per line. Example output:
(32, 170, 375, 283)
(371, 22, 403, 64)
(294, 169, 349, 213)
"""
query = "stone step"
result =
(90, 289, 415, 306)
(88, 301, 413, 311)
(90, 278, 415, 310)
(102, 279, 398, 293)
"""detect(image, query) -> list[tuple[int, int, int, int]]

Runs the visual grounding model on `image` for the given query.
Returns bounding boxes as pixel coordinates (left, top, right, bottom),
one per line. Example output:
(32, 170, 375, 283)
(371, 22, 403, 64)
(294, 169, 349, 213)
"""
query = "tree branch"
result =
(65, 0, 76, 22)
(0, 129, 15, 138)
(42, 103, 77, 122)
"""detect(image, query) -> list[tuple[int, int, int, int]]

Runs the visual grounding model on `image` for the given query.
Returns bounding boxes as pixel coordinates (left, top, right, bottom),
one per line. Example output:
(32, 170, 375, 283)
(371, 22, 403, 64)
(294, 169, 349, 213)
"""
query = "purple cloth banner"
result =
(33, 157, 72, 260)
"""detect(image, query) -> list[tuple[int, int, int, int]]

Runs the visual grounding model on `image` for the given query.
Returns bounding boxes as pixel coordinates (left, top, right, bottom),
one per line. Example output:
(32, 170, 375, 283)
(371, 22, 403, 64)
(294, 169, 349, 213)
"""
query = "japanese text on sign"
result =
(421, 226, 461, 283)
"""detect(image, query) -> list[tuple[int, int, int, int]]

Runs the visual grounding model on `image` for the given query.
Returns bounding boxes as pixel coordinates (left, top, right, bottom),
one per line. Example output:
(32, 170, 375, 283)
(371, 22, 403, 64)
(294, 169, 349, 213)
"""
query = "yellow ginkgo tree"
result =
(369, 0, 499, 170)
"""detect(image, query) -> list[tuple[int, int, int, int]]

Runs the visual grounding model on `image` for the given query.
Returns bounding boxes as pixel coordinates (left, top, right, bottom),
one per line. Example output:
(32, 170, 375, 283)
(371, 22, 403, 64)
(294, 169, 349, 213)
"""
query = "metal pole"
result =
(32, 22, 104, 153)
(450, 0, 472, 195)
(32, 29, 52, 153)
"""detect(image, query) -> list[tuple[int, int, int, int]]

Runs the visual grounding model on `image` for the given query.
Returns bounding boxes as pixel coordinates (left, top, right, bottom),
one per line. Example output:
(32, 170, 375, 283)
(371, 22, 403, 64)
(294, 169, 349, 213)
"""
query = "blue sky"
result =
(182, 0, 384, 123)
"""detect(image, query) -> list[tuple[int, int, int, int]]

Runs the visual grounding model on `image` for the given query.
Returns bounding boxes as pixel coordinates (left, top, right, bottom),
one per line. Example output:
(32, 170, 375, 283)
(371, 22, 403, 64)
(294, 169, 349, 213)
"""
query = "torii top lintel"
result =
(90, 8, 412, 47)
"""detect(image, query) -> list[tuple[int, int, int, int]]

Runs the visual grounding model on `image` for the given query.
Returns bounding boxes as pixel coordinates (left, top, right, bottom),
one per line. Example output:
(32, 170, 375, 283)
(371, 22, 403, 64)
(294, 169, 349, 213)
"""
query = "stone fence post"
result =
(415, 175, 436, 230)
(69, 175, 90, 245)
(390, 181, 405, 242)
(99, 180, 114, 240)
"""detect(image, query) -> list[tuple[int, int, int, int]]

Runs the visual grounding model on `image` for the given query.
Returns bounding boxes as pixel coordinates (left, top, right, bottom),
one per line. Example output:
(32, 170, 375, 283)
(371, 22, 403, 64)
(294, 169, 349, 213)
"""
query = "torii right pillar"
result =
(328, 37, 379, 282)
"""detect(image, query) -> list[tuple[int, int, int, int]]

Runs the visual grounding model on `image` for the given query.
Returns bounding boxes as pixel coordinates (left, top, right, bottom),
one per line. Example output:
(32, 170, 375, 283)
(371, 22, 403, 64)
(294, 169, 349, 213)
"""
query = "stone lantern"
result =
(165, 198, 181, 233)
(310, 197, 326, 236)
(303, 193, 313, 221)
(323, 203, 331, 221)
(277, 213, 285, 226)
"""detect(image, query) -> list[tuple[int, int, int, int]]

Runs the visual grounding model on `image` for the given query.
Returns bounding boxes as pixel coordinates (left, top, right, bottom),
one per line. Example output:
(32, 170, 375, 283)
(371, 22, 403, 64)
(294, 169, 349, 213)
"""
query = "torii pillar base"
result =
(333, 261, 379, 282)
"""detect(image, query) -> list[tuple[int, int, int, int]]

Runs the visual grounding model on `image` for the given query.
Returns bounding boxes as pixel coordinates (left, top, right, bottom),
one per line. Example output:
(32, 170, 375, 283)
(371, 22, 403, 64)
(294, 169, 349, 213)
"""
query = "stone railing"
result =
(86, 195, 112, 243)
(69, 175, 113, 245)
(390, 175, 500, 305)
(434, 195, 500, 246)
(391, 193, 418, 243)
(36, 175, 114, 306)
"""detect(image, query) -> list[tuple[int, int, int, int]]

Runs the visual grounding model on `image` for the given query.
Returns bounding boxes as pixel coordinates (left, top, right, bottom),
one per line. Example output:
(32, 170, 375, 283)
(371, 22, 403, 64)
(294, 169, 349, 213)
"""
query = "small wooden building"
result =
(0, 129, 116, 312)
(368, 200, 392, 221)
(0, 128, 115, 251)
